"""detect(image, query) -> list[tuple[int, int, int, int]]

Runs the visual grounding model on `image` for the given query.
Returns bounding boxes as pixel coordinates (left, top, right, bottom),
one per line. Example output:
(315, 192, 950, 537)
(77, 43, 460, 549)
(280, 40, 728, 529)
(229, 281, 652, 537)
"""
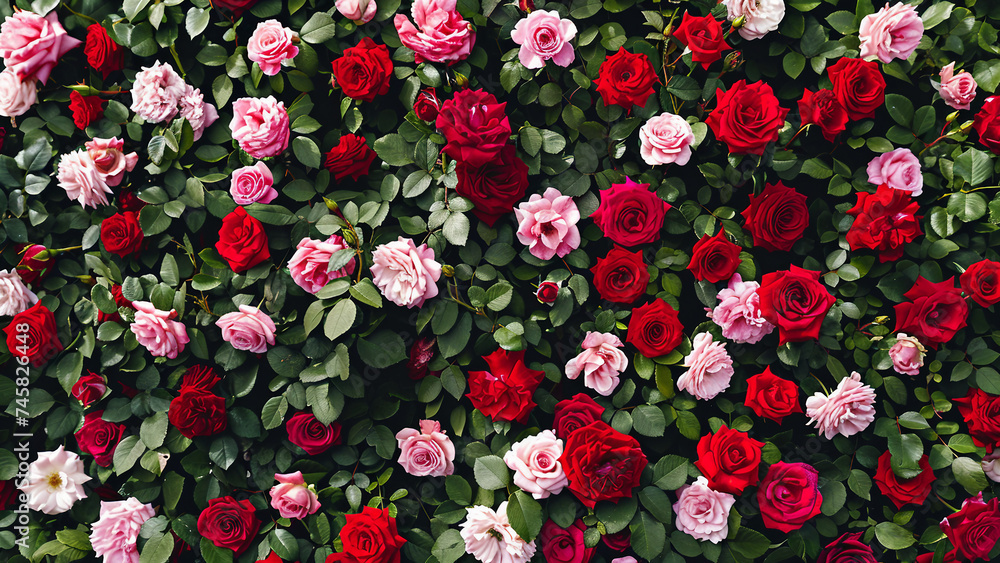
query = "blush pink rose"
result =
(370, 237, 442, 308)
(510, 10, 577, 69)
(395, 419, 456, 477)
(678, 332, 734, 400)
(230, 162, 277, 205)
(0, 10, 81, 84)
(247, 20, 299, 76)
(269, 471, 321, 520)
(89, 498, 155, 563)
(707, 274, 775, 344)
(230, 96, 290, 158)
(461, 503, 536, 563)
(613, 559, 639, 563)
(130, 301, 189, 359)
(806, 372, 876, 439)
(889, 333, 926, 376)
(565, 332, 628, 397)
(0, 269, 37, 317)
(85, 137, 138, 187)
(982, 451, 1000, 483)
(673, 476, 736, 544)
(639, 112, 695, 166)
(723, 0, 785, 41)
(336, 0, 377, 24)
(215, 304, 277, 354)
(130, 61, 185, 123)
(859, 2, 924, 63)
(503, 430, 568, 499)
(0, 68, 36, 117)
(288, 235, 356, 294)
(514, 187, 581, 261)
(57, 150, 112, 209)
(178, 84, 218, 141)
(936, 62, 977, 111)
(866, 147, 923, 196)
(394, 0, 476, 64)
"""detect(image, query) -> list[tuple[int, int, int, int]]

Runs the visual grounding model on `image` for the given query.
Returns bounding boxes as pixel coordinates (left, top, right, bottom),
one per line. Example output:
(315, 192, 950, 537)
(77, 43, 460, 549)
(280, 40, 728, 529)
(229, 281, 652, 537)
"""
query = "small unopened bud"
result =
(290, 34, 300, 44)
(342, 229, 357, 245)
(732, 15, 746, 29)
(442, 265, 455, 277)
(453, 72, 469, 89)
(724, 51, 743, 70)
(518, 0, 534, 12)
(945, 110, 960, 123)
(663, 25, 673, 38)
(324, 197, 340, 213)
(874, 315, 890, 325)
(76, 275, 95, 285)
(959, 120, 975, 133)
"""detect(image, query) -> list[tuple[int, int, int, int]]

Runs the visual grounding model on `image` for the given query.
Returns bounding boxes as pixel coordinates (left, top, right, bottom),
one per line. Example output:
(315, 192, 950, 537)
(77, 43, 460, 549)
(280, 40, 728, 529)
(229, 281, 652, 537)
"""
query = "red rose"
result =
(745, 367, 802, 424)
(758, 265, 835, 345)
(706, 79, 788, 155)
(101, 211, 144, 258)
(954, 388, 1000, 451)
(17, 244, 54, 284)
(4, 302, 63, 367)
(74, 410, 125, 467)
(413, 88, 440, 121)
(798, 88, 849, 142)
(627, 299, 684, 358)
(560, 420, 647, 509)
(961, 259, 1000, 307)
(974, 96, 1000, 154)
(212, 0, 259, 16)
(540, 519, 594, 563)
(324, 134, 377, 182)
(688, 229, 742, 283)
(69, 91, 104, 130)
(591, 177, 670, 247)
(407, 336, 441, 380)
(466, 349, 544, 424)
(672, 13, 729, 69)
(817, 533, 877, 563)
(326, 506, 406, 562)
(536, 281, 560, 304)
(180, 365, 222, 391)
(874, 451, 935, 510)
(553, 393, 604, 439)
(601, 530, 630, 551)
(846, 185, 922, 262)
(456, 143, 528, 226)
(197, 496, 260, 555)
(286, 412, 342, 455)
(741, 181, 809, 252)
(518, 0, 534, 12)
(593, 47, 658, 110)
(893, 276, 968, 348)
(331, 37, 393, 103)
(756, 461, 823, 533)
(0, 480, 17, 511)
(97, 283, 134, 323)
(118, 189, 145, 212)
(591, 246, 649, 304)
(72, 372, 107, 406)
(436, 89, 511, 167)
(84, 24, 123, 79)
(941, 492, 1000, 561)
(257, 552, 286, 563)
(828, 58, 886, 121)
(216, 206, 270, 273)
(694, 425, 764, 495)
(168, 387, 226, 438)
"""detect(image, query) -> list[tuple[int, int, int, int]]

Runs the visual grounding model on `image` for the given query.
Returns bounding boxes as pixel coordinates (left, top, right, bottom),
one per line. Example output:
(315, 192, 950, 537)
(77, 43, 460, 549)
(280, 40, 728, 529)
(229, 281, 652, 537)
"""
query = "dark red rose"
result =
(100, 212, 143, 258)
(72, 372, 107, 406)
(17, 244, 55, 284)
(211, 0, 259, 16)
(4, 302, 63, 367)
(74, 410, 125, 467)
(84, 24, 123, 79)
(601, 530, 631, 551)
(180, 365, 221, 391)
(954, 388, 1000, 451)
(286, 412, 342, 455)
(916, 550, 958, 563)
(626, 299, 683, 358)
(940, 492, 1000, 561)
(893, 276, 968, 348)
(536, 281, 560, 304)
(591, 246, 649, 304)
(798, 88, 849, 142)
(846, 185, 922, 262)
(873, 451, 935, 510)
(672, 12, 729, 69)
(325, 506, 406, 562)
(413, 88, 440, 121)
(97, 283, 134, 323)
(974, 96, 1000, 154)
(197, 496, 260, 556)
(741, 181, 809, 252)
(828, 58, 886, 121)
(120, 381, 140, 399)
(688, 229, 742, 283)
(407, 336, 441, 380)
(168, 388, 227, 438)
(817, 532, 877, 563)
(540, 519, 594, 563)
(216, 206, 270, 273)
(591, 177, 670, 247)
(560, 420, 647, 509)
(324, 134, 377, 182)
(436, 89, 511, 167)
(758, 266, 835, 345)
(694, 425, 765, 495)
(466, 349, 544, 423)
(257, 552, 284, 563)
(961, 259, 1000, 307)
(745, 367, 802, 424)
(69, 91, 104, 130)
(118, 189, 145, 212)
(593, 47, 658, 110)
(553, 393, 604, 439)
(331, 37, 393, 103)
(455, 143, 528, 226)
(706, 79, 788, 155)
(756, 461, 823, 533)
(0, 480, 17, 510)
(518, 0, 534, 11)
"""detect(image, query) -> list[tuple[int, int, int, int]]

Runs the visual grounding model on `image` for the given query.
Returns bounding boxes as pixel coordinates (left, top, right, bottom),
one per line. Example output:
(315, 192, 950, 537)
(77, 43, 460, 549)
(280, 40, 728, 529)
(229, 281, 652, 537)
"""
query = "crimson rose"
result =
(539, 519, 594, 563)
(84, 24, 123, 79)
(4, 302, 63, 367)
(17, 244, 54, 284)
(74, 411, 125, 467)
(798, 88, 848, 142)
(974, 96, 1000, 154)
(413, 88, 440, 121)
(593, 47, 658, 110)
(101, 212, 144, 258)
(325, 506, 406, 562)
(893, 276, 968, 348)
(672, 12, 729, 69)
(591, 246, 649, 304)
(745, 367, 802, 424)
(407, 336, 440, 380)
(627, 299, 684, 358)
(560, 420, 647, 508)
(216, 206, 270, 273)
(758, 266, 836, 345)
(325, 134, 378, 182)
(591, 177, 670, 247)
(756, 461, 823, 533)
(286, 412, 342, 455)
(873, 451, 935, 510)
(553, 393, 604, 439)
(961, 259, 1000, 307)
(436, 89, 511, 167)
(706, 79, 788, 155)
(466, 349, 544, 423)
(455, 143, 528, 226)
(741, 182, 809, 252)
(168, 387, 227, 438)
(828, 58, 886, 121)
(69, 91, 103, 130)
(536, 281, 559, 303)
(688, 229, 742, 283)
(817, 533, 877, 563)
(71, 372, 107, 406)
(694, 425, 764, 495)
(197, 496, 260, 555)
(954, 388, 1000, 451)
(940, 493, 1000, 561)
(331, 37, 393, 103)
(212, 0, 259, 16)
(97, 283, 133, 323)
(846, 185, 922, 262)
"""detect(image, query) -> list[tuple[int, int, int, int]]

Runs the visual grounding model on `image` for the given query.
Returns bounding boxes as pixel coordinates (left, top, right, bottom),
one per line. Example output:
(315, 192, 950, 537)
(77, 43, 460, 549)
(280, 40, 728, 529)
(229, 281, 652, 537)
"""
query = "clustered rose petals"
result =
(894, 276, 968, 348)
(169, 367, 227, 438)
(953, 388, 1000, 451)
(673, 476, 735, 543)
(324, 133, 378, 181)
(396, 419, 456, 477)
(130, 301, 189, 359)
(72, 372, 107, 406)
(889, 333, 926, 375)
(723, 0, 785, 40)
(286, 411, 342, 455)
(370, 236, 442, 308)
(269, 471, 321, 519)
(936, 62, 978, 110)
(216, 304, 277, 354)
(511, 10, 577, 69)
(867, 148, 924, 196)
(247, 20, 299, 76)
(798, 88, 848, 142)
(639, 112, 695, 166)
(591, 177, 670, 247)
(178, 84, 219, 141)
(756, 461, 823, 533)
(503, 430, 568, 499)
(216, 206, 271, 273)
(627, 299, 684, 358)
(552, 393, 604, 439)
(565, 332, 628, 396)
(559, 420, 647, 508)
(806, 372, 877, 440)
(327, 506, 407, 562)
(707, 273, 774, 344)
(86, 137, 138, 187)
(197, 496, 260, 556)
(230, 96, 290, 158)
(828, 58, 886, 121)
(4, 302, 63, 367)
(695, 425, 764, 495)
(456, 143, 528, 226)
(19, 446, 91, 515)
(394, 0, 476, 64)
(961, 259, 1000, 307)
(974, 95, 1000, 154)
(466, 349, 544, 424)
(229, 162, 277, 205)
(74, 410, 124, 467)
(0, 68, 37, 117)
(846, 184, 923, 262)
(939, 492, 1000, 562)
(0, 10, 81, 84)
(331, 37, 393, 103)
(859, 1, 924, 63)
(514, 187, 581, 260)
(288, 235, 356, 294)
(874, 451, 935, 510)
(539, 519, 594, 563)
(817, 532, 878, 563)
(688, 229, 742, 283)
(89, 497, 156, 563)
(84, 23, 123, 79)
(758, 265, 835, 345)
(591, 246, 649, 304)
(673, 12, 730, 69)
(69, 91, 102, 129)
(130, 61, 186, 123)
(593, 47, 658, 110)
(744, 367, 802, 424)
(678, 332, 734, 400)
(57, 150, 113, 209)
(461, 502, 536, 563)
(436, 88, 511, 167)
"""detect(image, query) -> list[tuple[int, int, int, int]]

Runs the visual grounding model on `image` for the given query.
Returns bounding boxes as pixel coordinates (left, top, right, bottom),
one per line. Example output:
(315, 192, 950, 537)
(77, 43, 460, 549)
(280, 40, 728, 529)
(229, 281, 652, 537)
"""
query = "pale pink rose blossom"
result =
(0, 68, 36, 117)
(707, 274, 775, 344)
(982, 451, 1000, 483)
(248, 20, 299, 76)
(394, 0, 476, 64)
(866, 148, 923, 196)
(85, 137, 138, 187)
(935, 62, 977, 111)
(395, 419, 456, 477)
(640, 112, 695, 166)
(269, 471, 321, 520)
(336, 0, 378, 24)
(859, 2, 924, 63)
(89, 498, 156, 563)
(230, 162, 277, 205)
(510, 10, 577, 69)
(678, 332, 734, 400)
(288, 235, 356, 294)
(503, 430, 567, 499)
(673, 476, 735, 544)
(130, 61, 186, 123)
(370, 237, 442, 308)
(565, 332, 628, 396)
(612, 559, 639, 563)
(230, 96, 290, 158)
(514, 187, 581, 261)
(806, 371, 877, 440)
(215, 304, 277, 354)
(57, 150, 113, 209)
(130, 301, 190, 359)
(460, 502, 537, 563)
(723, 0, 785, 41)
(178, 84, 218, 141)
(0, 10, 81, 83)
(889, 333, 926, 376)
(0, 269, 37, 316)
(19, 445, 91, 515)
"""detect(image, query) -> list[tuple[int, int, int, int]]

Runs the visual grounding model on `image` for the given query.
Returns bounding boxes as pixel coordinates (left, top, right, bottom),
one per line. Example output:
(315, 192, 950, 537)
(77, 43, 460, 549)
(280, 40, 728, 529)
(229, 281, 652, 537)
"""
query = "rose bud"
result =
(536, 281, 560, 304)
(18, 244, 55, 284)
(413, 88, 441, 122)
(518, 0, 534, 12)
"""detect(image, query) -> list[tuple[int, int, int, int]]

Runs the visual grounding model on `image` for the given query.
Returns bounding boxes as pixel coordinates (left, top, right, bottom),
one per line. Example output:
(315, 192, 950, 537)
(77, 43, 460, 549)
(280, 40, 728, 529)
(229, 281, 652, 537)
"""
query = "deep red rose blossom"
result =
(325, 506, 406, 562)
(455, 143, 528, 226)
(974, 96, 1000, 154)
(688, 229, 742, 283)
(535, 281, 560, 304)
(846, 184, 923, 262)
(84, 24, 124, 79)
(954, 388, 1000, 451)
(940, 492, 1000, 561)
(798, 88, 849, 142)
(694, 425, 764, 495)
(627, 299, 684, 358)
(873, 451, 935, 510)
(100, 212, 144, 258)
(741, 181, 809, 252)
(69, 91, 104, 130)
(961, 259, 1000, 307)
(705, 79, 788, 155)
(4, 302, 63, 367)
(197, 496, 260, 556)
(212, 0, 259, 16)
(331, 37, 393, 103)
(407, 336, 441, 380)
(216, 206, 270, 273)
(553, 393, 604, 439)
(466, 349, 545, 424)
(756, 461, 823, 533)
(744, 367, 802, 424)
(828, 58, 886, 121)
(672, 12, 729, 69)
(593, 47, 658, 110)
(758, 265, 835, 345)
(286, 412, 342, 455)
(560, 420, 647, 509)
(816, 532, 878, 563)
(590, 246, 649, 304)
(893, 276, 968, 348)
(17, 244, 55, 284)
(168, 387, 227, 438)
(324, 134, 378, 182)
(72, 371, 107, 406)
(413, 88, 441, 121)
(539, 519, 595, 563)
(436, 89, 511, 167)
(74, 410, 125, 467)
(591, 177, 670, 247)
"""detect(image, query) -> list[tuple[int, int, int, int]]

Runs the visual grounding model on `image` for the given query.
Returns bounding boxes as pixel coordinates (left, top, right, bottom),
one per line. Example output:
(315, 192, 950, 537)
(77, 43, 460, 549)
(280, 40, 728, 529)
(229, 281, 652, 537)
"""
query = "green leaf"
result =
(357, 330, 406, 368)
(293, 137, 322, 169)
(350, 279, 383, 308)
(55, 529, 91, 551)
(324, 299, 357, 341)
(652, 455, 689, 490)
(208, 436, 238, 470)
(630, 511, 666, 560)
(113, 435, 147, 475)
(921, 2, 954, 29)
(431, 529, 465, 563)
(974, 60, 1000, 93)
(373, 134, 413, 166)
(952, 456, 988, 494)
(139, 411, 169, 449)
(299, 12, 337, 43)
(632, 405, 666, 437)
(884, 94, 914, 127)
(875, 521, 916, 549)
(139, 533, 174, 563)
(269, 529, 298, 560)
(443, 212, 470, 246)
(185, 7, 210, 37)
(506, 491, 543, 542)
(473, 455, 510, 490)
(953, 149, 994, 187)
(124, 0, 153, 20)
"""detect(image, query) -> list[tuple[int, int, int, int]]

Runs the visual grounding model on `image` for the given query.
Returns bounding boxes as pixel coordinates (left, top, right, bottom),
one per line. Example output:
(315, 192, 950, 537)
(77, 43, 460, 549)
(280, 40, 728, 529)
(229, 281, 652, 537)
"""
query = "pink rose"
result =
(889, 333, 926, 376)
(395, 419, 456, 477)
(336, 0, 377, 24)
(0, 68, 36, 117)
(514, 187, 581, 261)
(269, 471, 321, 520)
(565, 332, 628, 397)
(179, 85, 218, 141)
(370, 237, 442, 308)
(673, 476, 736, 544)
(936, 62, 977, 111)
(230, 162, 277, 205)
(0, 10, 81, 84)
(394, 0, 475, 64)
(510, 10, 577, 69)
(707, 274, 775, 344)
(130, 61, 185, 123)
(723, 0, 785, 41)
(983, 452, 1000, 483)
(89, 498, 155, 563)
(503, 430, 567, 499)
(230, 96, 290, 158)
(288, 235, 356, 294)
(678, 332, 734, 400)
(806, 372, 876, 439)
(866, 147, 923, 196)
(247, 20, 299, 76)
(613, 559, 639, 563)
(215, 305, 276, 354)
(859, 2, 924, 63)
(130, 301, 189, 359)
(57, 150, 112, 209)
(0, 269, 37, 316)
(639, 112, 695, 166)
(85, 137, 138, 187)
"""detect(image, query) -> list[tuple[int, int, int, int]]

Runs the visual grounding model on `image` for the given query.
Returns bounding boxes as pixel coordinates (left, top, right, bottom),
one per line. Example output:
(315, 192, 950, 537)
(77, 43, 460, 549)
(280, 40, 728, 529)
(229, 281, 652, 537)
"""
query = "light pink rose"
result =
(248, 20, 299, 76)
(395, 419, 456, 477)
(0, 10, 81, 84)
(889, 332, 926, 376)
(19, 446, 91, 514)
(936, 62, 977, 111)
(859, 2, 924, 63)
(510, 10, 577, 69)
(565, 332, 628, 396)
(0, 68, 36, 117)
(394, 0, 475, 64)
(179, 84, 218, 141)
(230, 162, 277, 205)
(370, 237, 442, 308)
(288, 235, 356, 294)
(130, 301, 189, 359)
(724, 0, 785, 41)
(503, 430, 567, 499)
(866, 147, 923, 196)
(130, 61, 185, 123)
(514, 187, 581, 261)
(461, 502, 536, 563)
(230, 96, 290, 158)
(806, 371, 876, 440)
(85, 137, 138, 187)
(707, 274, 775, 344)
(215, 304, 277, 354)
(269, 471, 321, 520)
(612, 559, 639, 563)
(336, 0, 377, 25)
(0, 269, 37, 317)
(678, 332, 734, 401)
(640, 112, 695, 166)
(982, 451, 1000, 483)
(57, 150, 113, 209)
(673, 476, 735, 544)
(89, 498, 156, 563)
